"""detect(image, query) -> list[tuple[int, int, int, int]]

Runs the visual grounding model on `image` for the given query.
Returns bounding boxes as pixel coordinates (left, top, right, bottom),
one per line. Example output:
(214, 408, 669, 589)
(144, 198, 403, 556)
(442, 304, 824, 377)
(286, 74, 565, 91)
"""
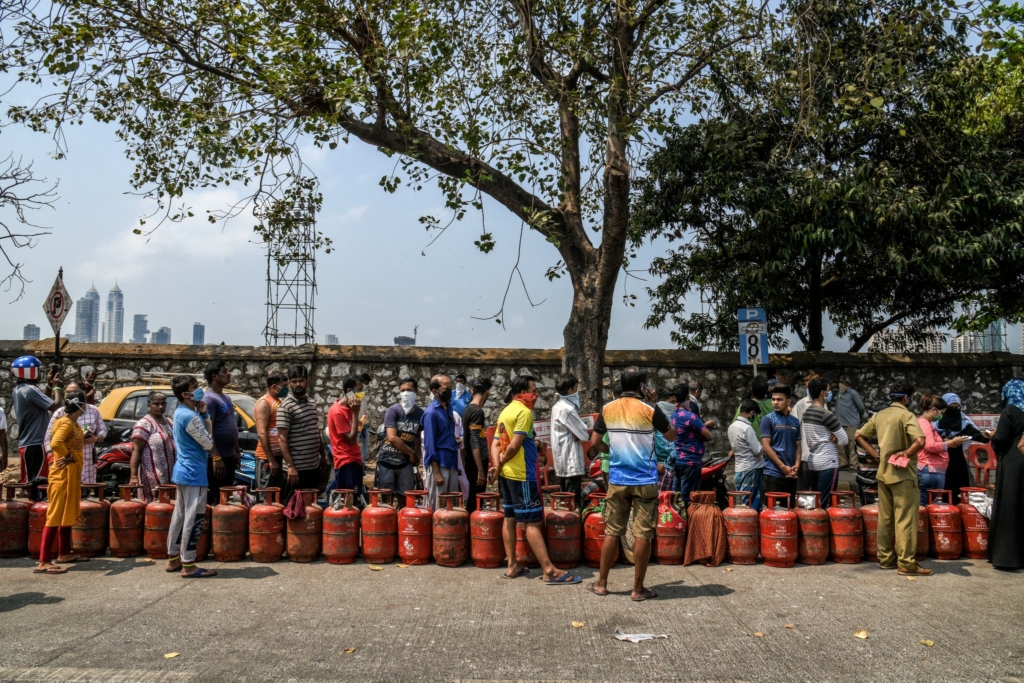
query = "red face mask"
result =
(515, 392, 539, 409)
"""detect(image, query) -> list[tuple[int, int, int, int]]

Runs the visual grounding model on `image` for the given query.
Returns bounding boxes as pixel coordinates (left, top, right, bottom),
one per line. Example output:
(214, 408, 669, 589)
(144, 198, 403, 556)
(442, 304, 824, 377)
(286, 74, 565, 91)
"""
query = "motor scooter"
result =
(581, 451, 732, 508)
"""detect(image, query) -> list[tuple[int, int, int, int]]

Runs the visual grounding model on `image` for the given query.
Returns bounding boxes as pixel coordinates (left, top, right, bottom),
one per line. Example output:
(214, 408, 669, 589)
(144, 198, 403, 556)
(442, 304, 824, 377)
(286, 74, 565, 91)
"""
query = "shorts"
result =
(498, 476, 543, 524)
(604, 483, 658, 540)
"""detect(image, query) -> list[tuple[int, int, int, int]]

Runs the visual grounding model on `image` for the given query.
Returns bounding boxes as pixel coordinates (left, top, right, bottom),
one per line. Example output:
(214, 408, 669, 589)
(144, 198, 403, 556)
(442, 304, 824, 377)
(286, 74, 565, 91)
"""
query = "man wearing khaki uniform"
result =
(856, 381, 930, 576)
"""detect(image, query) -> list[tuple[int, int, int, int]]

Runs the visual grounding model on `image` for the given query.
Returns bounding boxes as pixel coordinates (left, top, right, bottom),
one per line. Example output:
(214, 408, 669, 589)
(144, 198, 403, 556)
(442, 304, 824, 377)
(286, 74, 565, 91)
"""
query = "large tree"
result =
(4, 0, 763, 408)
(630, 0, 1024, 352)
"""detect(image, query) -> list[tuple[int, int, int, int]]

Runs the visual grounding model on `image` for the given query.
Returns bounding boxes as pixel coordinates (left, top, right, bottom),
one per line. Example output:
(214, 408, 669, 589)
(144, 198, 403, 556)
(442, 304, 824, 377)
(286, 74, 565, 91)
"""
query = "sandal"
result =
(33, 565, 68, 574)
(501, 566, 530, 579)
(586, 581, 609, 596)
(182, 567, 217, 578)
(56, 555, 90, 564)
(631, 588, 659, 602)
(544, 572, 581, 585)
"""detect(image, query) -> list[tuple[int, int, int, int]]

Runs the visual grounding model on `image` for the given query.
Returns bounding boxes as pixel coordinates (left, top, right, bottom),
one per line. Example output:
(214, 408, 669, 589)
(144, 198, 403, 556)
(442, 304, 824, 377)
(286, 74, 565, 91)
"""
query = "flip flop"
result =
(501, 566, 530, 579)
(586, 581, 609, 596)
(182, 568, 217, 578)
(56, 555, 89, 564)
(33, 566, 68, 574)
(544, 572, 581, 585)
(631, 588, 659, 602)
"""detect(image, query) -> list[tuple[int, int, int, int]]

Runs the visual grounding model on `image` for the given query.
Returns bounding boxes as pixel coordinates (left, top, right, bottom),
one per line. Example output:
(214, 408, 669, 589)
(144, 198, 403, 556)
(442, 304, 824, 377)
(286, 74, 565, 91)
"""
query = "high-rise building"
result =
(151, 327, 172, 344)
(325, 334, 338, 345)
(951, 331, 983, 353)
(74, 285, 100, 343)
(867, 326, 942, 353)
(131, 314, 149, 343)
(23, 324, 39, 341)
(192, 323, 205, 346)
(981, 320, 1007, 352)
(102, 283, 124, 343)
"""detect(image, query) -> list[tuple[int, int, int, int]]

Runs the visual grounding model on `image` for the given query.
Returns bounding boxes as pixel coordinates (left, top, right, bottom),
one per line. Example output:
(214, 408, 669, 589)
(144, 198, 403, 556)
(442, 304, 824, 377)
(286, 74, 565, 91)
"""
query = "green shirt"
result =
(857, 402, 925, 485)
(734, 398, 775, 424)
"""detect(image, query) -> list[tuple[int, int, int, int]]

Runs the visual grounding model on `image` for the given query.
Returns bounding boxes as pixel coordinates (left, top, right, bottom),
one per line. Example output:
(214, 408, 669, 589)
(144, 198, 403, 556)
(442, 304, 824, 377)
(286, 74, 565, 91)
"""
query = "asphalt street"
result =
(0, 551, 1022, 683)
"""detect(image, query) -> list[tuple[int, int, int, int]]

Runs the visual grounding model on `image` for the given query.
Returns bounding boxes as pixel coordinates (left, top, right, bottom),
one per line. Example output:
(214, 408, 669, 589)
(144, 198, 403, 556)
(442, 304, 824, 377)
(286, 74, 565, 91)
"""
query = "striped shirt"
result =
(276, 395, 322, 472)
(802, 405, 848, 471)
(593, 394, 671, 487)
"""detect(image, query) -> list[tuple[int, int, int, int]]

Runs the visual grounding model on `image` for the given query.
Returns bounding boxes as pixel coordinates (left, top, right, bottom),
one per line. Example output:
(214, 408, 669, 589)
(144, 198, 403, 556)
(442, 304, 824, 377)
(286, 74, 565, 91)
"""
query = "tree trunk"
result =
(562, 254, 617, 414)
(806, 257, 824, 351)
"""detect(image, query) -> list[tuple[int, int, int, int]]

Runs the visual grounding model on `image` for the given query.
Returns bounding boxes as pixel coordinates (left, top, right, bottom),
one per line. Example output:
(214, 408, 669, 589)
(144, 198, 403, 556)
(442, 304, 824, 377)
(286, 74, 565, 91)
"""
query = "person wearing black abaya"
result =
(935, 393, 992, 505)
(988, 379, 1024, 570)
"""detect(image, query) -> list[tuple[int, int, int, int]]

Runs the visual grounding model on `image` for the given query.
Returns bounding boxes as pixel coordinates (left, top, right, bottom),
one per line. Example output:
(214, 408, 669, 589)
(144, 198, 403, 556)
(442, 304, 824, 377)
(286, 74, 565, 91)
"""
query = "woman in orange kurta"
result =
(35, 394, 89, 574)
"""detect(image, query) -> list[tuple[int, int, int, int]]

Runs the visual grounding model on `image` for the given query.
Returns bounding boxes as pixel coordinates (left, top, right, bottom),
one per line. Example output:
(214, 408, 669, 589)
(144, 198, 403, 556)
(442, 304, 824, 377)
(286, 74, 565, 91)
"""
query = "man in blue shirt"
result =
(760, 384, 801, 508)
(202, 360, 240, 505)
(167, 376, 218, 578)
(422, 374, 460, 510)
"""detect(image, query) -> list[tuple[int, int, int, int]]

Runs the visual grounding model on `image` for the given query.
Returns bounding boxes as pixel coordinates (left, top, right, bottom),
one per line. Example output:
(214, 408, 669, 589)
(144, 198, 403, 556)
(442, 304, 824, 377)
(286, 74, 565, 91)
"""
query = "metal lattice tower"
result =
(264, 204, 317, 346)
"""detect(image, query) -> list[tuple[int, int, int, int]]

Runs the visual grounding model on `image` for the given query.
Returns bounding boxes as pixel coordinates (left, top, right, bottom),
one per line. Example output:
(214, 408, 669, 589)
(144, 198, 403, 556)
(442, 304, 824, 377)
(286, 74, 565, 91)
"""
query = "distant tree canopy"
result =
(630, 0, 1024, 352)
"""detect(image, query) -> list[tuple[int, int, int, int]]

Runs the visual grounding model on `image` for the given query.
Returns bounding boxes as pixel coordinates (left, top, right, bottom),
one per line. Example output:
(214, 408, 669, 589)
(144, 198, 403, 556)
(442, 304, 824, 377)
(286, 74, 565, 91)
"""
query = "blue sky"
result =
(2, 118, 1020, 353)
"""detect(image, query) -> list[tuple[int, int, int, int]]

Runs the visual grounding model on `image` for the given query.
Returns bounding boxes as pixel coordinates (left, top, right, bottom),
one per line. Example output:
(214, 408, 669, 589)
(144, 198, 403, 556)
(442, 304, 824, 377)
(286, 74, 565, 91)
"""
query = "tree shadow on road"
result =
(654, 580, 735, 600)
(209, 566, 279, 580)
(925, 560, 974, 577)
(0, 592, 64, 612)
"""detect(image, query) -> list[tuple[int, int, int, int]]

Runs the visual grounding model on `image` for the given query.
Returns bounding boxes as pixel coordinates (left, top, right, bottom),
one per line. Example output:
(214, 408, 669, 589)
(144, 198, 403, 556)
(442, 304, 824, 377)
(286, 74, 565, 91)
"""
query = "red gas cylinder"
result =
(361, 489, 398, 564)
(143, 485, 175, 559)
(399, 490, 433, 565)
(1, 484, 32, 558)
(195, 505, 213, 562)
(73, 484, 109, 558)
(916, 505, 930, 560)
(723, 491, 759, 565)
(212, 486, 249, 562)
(958, 487, 989, 559)
(828, 491, 863, 564)
(582, 492, 608, 569)
(28, 485, 51, 559)
(249, 488, 285, 563)
(760, 492, 798, 568)
(652, 491, 686, 565)
(434, 492, 470, 567)
(470, 492, 505, 568)
(795, 491, 829, 565)
(861, 489, 880, 562)
(546, 492, 582, 568)
(287, 489, 323, 563)
(927, 489, 962, 560)
(109, 485, 145, 558)
(323, 489, 360, 565)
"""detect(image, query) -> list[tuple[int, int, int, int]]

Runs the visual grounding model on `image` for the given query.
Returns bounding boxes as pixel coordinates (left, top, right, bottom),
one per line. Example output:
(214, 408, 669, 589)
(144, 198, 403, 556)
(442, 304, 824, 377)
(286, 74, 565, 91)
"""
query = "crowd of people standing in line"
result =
(5, 352, 1023, 582)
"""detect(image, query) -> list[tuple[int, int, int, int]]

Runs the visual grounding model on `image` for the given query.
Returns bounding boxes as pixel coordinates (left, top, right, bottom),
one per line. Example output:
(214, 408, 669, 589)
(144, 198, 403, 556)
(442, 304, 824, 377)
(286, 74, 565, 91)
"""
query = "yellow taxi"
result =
(97, 383, 258, 450)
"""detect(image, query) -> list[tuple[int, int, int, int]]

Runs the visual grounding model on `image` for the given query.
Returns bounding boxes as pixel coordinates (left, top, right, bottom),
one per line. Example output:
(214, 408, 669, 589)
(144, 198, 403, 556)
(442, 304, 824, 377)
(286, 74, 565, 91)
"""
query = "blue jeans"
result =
(672, 463, 703, 503)
(734, 467, 763, 511)
(917, 470, 945, 506)
(809, 468, 839, 508)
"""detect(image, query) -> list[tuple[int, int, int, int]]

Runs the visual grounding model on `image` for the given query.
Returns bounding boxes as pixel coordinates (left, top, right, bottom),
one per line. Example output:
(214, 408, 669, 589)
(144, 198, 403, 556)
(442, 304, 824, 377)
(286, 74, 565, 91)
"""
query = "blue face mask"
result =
(565, 391, 580, 409)
(192, 387, 205, 402)
(277, 385, 289, 399)
(825, 391, 833, 403)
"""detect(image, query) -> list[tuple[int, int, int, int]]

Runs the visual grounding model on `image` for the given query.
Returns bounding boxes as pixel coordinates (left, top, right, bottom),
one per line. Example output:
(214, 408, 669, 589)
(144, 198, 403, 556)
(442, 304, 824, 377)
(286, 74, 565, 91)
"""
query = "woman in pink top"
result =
(916, 395, 967, 505)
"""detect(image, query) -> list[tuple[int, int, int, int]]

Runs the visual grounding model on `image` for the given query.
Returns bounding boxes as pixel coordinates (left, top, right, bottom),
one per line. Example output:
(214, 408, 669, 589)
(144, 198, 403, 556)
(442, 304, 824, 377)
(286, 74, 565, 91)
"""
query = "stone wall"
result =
(1, 339, 1021, 454)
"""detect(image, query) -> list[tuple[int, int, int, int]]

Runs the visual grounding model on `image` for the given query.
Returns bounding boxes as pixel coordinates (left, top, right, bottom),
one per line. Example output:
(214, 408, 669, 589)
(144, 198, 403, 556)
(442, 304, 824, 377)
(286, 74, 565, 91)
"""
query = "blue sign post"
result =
(738, 308, 769, 374)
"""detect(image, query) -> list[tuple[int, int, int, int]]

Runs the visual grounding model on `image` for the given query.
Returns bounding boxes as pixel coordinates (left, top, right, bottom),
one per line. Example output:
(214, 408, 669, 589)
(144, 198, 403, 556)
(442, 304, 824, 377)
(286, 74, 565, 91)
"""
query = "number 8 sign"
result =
(737, 308, 769, 366)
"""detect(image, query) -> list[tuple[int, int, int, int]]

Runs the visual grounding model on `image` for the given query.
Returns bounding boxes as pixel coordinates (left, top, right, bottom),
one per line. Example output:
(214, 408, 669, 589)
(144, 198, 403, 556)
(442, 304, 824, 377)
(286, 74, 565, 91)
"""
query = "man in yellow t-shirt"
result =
(490, 375, 579, 585)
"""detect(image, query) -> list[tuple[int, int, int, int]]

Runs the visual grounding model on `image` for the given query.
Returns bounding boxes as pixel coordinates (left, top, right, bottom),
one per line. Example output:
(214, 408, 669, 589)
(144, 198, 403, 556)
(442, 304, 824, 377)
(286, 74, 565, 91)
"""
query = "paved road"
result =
(1, 552, 1022, 683)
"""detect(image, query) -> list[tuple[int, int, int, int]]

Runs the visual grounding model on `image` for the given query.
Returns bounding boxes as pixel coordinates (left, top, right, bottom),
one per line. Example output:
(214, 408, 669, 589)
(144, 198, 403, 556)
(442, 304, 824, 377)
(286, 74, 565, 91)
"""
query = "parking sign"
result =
(737, 308, 769, 366)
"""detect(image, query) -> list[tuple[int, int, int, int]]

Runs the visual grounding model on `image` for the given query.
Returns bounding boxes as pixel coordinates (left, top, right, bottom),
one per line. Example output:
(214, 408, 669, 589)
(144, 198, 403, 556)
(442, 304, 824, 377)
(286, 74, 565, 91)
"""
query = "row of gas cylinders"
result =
(0, 483, 987, 568)
(724, 488, 989, 567)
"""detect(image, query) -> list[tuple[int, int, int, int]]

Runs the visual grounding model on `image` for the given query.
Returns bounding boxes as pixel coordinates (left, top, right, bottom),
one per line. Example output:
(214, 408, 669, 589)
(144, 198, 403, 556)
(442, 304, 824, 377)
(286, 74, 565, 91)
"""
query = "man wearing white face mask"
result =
(450, 373, 471, 417)
(376, 377, 424, 507)
(551, 373, 591, 512)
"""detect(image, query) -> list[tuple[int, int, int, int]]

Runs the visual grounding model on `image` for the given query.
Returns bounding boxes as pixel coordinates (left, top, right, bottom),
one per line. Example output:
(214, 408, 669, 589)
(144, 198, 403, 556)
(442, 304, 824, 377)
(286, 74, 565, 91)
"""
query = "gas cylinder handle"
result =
(552, 492, 576, 512)
(830, 490, 855, 508)
(3, 483, 33, 500)
(865, 488, 879, 505)
(156, 485, 174, 505)
(476, 492, 499, 512)
(440, 492, 461, 510)
(118, 484, 143, 501)
(766, 491, 791, 510)
(727, 490, 751, 508)
(927, 489, 951, 505)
